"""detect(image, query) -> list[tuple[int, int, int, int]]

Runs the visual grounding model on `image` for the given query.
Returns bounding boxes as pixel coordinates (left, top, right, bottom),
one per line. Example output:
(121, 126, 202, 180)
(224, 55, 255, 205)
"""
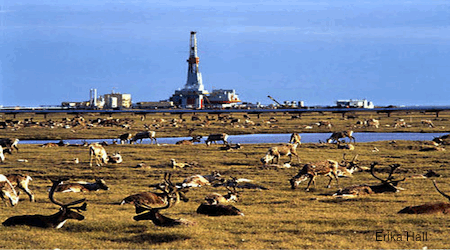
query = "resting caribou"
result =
(54, 179, 109, 193)
(175, 135, 202, 145)
(399, 181, 450, 214)
(121, 173, 189, 207)
(3, 179, 87, 228)
(205, 186, 240, 205)
(133, 199, 195, 227)
(131, 173, 194, 227)
(333, 162, 406, 197)
(197, 203, 244, 216)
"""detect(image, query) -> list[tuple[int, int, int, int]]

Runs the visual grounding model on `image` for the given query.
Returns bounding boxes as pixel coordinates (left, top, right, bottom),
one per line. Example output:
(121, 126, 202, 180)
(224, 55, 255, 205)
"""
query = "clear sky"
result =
(1, 0, 449, 107)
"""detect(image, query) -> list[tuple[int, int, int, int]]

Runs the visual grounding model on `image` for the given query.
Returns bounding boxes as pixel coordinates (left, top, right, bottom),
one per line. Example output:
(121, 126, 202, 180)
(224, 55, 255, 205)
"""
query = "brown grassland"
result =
(1, 111, 450, 249)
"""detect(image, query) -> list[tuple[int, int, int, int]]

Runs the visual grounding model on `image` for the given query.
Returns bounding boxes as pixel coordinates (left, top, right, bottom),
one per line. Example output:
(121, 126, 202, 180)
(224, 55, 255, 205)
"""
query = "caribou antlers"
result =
(334, 162, 406, 197)
(132, 173, 194, 226)
(398, 180, 450, 214)
(121, 173, 189, 207)
(3, 178, 87, 228)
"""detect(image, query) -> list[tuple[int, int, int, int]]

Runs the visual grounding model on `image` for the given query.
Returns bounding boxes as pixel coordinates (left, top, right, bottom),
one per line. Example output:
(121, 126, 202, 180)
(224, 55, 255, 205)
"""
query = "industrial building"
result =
(336, 99, 374, 109)
(170, 31, 241, 109)
(61, 89, 132, 109)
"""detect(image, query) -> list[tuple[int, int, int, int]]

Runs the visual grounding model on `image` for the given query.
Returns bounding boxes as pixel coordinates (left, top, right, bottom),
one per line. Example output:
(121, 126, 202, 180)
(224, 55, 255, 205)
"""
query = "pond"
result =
(19, 132, 448, 145)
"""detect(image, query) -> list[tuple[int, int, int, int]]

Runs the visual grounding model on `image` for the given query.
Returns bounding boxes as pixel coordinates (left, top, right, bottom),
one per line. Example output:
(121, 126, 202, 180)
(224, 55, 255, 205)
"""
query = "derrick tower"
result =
(170, 31, 208, 109)
(185, 31, 205, 91)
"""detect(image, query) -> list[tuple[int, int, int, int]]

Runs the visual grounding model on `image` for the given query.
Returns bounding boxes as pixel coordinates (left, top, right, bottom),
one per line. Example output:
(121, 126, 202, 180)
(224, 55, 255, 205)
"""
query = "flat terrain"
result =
(0, 110, 449, 140)
(0, 112, 449, 249)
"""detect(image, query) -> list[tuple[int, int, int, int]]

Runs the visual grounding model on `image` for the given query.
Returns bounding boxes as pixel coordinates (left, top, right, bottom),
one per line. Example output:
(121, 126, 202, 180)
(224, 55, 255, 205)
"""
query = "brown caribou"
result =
(290, 160, 339, 191)
(121, 173, 189, 207)
(398, 181, 450, 214)
(261, 143, 300, 165)
(3, 179, 87, 228)
(327, 130, 355, 143)
(333, 162, 406, 198)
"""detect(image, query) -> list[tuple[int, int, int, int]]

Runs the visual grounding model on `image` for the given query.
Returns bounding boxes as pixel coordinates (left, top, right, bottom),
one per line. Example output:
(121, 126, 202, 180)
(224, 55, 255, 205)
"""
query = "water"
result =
(19, 132, 448, 145)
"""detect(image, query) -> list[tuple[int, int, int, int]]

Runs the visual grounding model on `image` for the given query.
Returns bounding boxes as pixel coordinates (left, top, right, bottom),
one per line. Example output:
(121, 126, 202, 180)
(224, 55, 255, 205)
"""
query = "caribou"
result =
(121, 173, 189, 208)
(205, 186, 240, 205)
(333, 162, 406, 198)
(290, 160, 340, 191)
(398, 181, 450, 214)
(133, 199, 195, 227)
(0, 174, 19, 206)
(196, 203, 244, 216)
(54, 179, 109, 193)
(118, 133, 133, 144)
(327, 130, 355, 143)
(5, 173, 34, 202)
(0, 145, 12, 162)
(2, 179, 87, 228)
(289, 133, 301, 144)
(175, 135, 202, 145)
(130, 131, 157, 144)
(205, 133, 228, 146)
(89, 143, 108, 167)
(108, 152, 123, 164)
(0, 138, 19, 152)
(260, 143, 300, 165)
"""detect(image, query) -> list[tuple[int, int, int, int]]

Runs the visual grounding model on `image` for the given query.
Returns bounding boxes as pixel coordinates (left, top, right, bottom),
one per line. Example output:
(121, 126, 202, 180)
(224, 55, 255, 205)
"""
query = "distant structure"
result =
(62, 89, 132, 109)
(170, 31, 241, 109)
(336, 99, 374, 109)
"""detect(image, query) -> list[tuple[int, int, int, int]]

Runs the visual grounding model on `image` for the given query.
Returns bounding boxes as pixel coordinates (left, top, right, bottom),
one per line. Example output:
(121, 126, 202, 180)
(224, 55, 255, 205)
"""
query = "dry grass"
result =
(1, 138, 450, 249)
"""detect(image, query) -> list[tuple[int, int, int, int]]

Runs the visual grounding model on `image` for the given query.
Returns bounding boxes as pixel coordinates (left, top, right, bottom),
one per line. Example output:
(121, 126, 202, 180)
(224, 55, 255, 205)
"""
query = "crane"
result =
(267, 95, 285, 108)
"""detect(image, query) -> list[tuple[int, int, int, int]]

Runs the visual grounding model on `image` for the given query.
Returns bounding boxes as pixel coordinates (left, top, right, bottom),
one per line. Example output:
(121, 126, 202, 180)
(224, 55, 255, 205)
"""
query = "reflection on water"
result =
(20, 132, 448, 145)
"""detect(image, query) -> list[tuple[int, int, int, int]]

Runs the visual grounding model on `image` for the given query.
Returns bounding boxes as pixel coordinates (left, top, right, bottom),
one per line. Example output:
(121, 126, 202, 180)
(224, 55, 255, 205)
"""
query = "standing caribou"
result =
(0, 145, 11, 162)
(89, 143, 108, 167)
(0, 138, 19, 152)
(260, 143, 300, 165)
(289, 133, 301, 144)
(130, 131, 157, 144)
(327, 130, 355, 144)
(290, 160, 340, 191)
(205, 133, 228, 146)
(0, 174, 19, 206)
(3, 179, 87, 228)
(5, 173, 34, 202)
(118, 133, 133, 144)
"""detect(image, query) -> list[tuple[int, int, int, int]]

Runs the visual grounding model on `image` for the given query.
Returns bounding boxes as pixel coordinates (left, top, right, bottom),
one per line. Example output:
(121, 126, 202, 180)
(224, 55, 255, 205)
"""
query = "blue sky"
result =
(1, 0, 449, 107)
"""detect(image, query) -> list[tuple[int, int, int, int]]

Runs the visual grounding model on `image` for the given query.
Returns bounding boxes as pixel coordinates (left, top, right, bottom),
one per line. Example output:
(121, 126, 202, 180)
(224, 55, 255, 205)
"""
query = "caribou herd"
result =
(1, 112, 449, 232)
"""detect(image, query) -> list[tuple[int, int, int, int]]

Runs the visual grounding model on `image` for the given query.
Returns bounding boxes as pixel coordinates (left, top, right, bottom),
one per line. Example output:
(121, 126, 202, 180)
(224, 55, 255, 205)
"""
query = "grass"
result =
(1, 112, 450, 249)
(1, 140, 450, 249)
